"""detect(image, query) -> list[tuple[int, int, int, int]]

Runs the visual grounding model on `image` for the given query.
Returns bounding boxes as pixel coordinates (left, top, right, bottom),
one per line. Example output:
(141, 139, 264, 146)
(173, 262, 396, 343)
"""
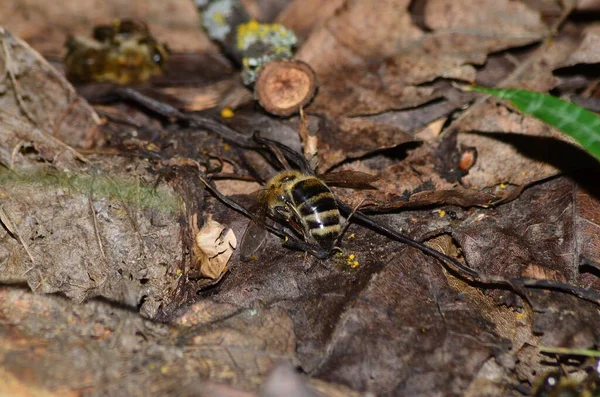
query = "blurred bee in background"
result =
(65, 19, 169, 85)
(532, 360, 600, 397)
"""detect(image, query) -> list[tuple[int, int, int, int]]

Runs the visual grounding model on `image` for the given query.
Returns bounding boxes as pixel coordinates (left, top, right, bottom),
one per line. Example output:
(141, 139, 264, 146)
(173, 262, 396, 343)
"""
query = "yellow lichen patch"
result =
(236, 20, 294, 51)
(437, 210, 446, 218)
(220, 107, 234, 119)
(499, 183, 506, 189)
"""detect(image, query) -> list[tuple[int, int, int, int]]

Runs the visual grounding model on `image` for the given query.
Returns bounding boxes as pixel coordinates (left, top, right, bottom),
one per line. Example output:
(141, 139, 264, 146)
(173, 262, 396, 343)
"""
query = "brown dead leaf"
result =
(276, 0, 345, 42)
(288, 0, 550, 169)
(311, 247, 508, 395)
(521, 264, 567, 281)
(424, 0, 546, 38)
(558, 24, 600, 67)
(0, 27, 101, 159)
(195, 217, 238, 280)
(0, 288, 353, 396)
(0, 160, 183, 318)
(452, 177, 600, 345)
(457, 105, 565, 189)
(299, 0, 547, 116)
(332, 139, 500, 211)
(316, 117, 416, 171)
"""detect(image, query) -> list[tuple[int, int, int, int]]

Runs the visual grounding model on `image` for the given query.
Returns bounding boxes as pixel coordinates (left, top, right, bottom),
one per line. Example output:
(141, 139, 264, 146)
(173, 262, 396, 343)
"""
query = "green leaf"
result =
(539, 346, 600, 357)
(462, 85, 600, 161)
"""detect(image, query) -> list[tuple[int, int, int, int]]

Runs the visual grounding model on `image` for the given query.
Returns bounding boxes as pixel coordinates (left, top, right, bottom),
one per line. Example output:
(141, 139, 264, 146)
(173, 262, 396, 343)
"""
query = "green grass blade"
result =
(539, 346, 600, 357)
(462, 86, 600, 161)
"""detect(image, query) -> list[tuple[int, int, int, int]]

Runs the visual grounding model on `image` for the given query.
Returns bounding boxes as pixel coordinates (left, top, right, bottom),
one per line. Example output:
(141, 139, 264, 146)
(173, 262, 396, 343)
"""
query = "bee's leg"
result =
(334, 199, 365, 248)
(302, 251, 311, 269)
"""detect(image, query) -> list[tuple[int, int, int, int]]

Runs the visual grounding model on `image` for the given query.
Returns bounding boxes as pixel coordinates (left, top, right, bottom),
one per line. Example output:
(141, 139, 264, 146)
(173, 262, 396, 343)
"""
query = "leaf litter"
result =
(1, 0, 600, 396)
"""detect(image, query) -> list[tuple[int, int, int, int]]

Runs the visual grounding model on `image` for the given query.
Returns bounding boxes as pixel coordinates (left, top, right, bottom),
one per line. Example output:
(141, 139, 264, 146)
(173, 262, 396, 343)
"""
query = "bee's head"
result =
(263, 171, 303, 221)
(265, 170, 301, 189)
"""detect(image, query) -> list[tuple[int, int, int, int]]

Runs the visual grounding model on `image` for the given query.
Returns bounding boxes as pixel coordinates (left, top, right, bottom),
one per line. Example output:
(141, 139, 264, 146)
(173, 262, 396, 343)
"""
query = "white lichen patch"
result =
(201, 0, 235, 41)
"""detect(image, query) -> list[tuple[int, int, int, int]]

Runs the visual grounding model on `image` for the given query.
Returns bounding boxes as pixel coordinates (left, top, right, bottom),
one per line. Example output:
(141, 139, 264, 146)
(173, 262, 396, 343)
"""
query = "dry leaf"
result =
(195, 218, 238, 280)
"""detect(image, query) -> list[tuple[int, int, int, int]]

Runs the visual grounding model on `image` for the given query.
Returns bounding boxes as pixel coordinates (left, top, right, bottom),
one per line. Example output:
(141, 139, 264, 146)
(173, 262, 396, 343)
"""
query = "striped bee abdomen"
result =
(290, 177, 341, 248)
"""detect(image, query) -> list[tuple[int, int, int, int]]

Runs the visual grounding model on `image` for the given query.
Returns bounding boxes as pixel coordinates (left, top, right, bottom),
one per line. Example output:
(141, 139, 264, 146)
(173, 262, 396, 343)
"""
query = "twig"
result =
(88, 198, 106, 261)
(1, 30, 38, 125)
(109, 87, 260, 149)
(0, 205, 36, 267)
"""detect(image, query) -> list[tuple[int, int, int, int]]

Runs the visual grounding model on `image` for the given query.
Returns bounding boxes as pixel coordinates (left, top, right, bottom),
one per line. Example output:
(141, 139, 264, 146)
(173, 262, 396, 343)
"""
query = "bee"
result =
(199, 134, 478, 278)
(240, 169, 377, 260)
(65, 19, 169, 85)
(533, 369, 599, 397)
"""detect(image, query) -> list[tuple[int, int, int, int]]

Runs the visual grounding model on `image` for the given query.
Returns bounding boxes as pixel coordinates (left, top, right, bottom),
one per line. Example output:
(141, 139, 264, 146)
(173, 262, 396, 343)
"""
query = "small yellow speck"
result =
(149, 363, 156, 370)
(116, 209, 122, 215)
(284, 236, 289, 242)
(521, 171, 526, 176)
(516, 312, 526, 320)
(220, 107, 234, 119)
(351, 261, 359, 268)
(348, 254, 355, 260)
(500, 183, 506, 189)
(421, 327, 426, 333)
(223, 143, 231, 151)
(67, 316, 73, 323)
(176, 269, 183, 276)
(0, 193, 7, 198)
(161, 366, 168, 374)
(348, 233, 355, 239)
(202, 150, 208, 155)
(438, 210, 446, 218)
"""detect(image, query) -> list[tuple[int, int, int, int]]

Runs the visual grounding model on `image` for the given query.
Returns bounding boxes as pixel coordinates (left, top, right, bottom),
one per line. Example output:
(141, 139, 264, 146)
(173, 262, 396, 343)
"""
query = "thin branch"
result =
(0, 205, 35, 267)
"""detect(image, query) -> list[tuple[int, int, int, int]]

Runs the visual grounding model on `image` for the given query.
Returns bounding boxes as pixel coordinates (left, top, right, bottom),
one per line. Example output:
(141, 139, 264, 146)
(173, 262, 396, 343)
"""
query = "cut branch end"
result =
(255, 60, 317, 117)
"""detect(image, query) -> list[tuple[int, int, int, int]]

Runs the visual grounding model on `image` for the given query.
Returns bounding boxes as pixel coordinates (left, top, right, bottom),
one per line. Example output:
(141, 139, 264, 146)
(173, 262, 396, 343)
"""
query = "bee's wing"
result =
(239, 190, 270, 261)
(240, 218, 269, 261)
(319, 170, 379, 190)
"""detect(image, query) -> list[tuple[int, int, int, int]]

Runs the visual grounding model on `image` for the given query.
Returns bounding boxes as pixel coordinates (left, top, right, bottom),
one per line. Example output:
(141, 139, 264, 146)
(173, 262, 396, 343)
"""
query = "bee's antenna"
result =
(336, 199, 480, 279)
(333, 198, 365, 250)
(233, 145, 268, 184)
(252, 133, 313, 174)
